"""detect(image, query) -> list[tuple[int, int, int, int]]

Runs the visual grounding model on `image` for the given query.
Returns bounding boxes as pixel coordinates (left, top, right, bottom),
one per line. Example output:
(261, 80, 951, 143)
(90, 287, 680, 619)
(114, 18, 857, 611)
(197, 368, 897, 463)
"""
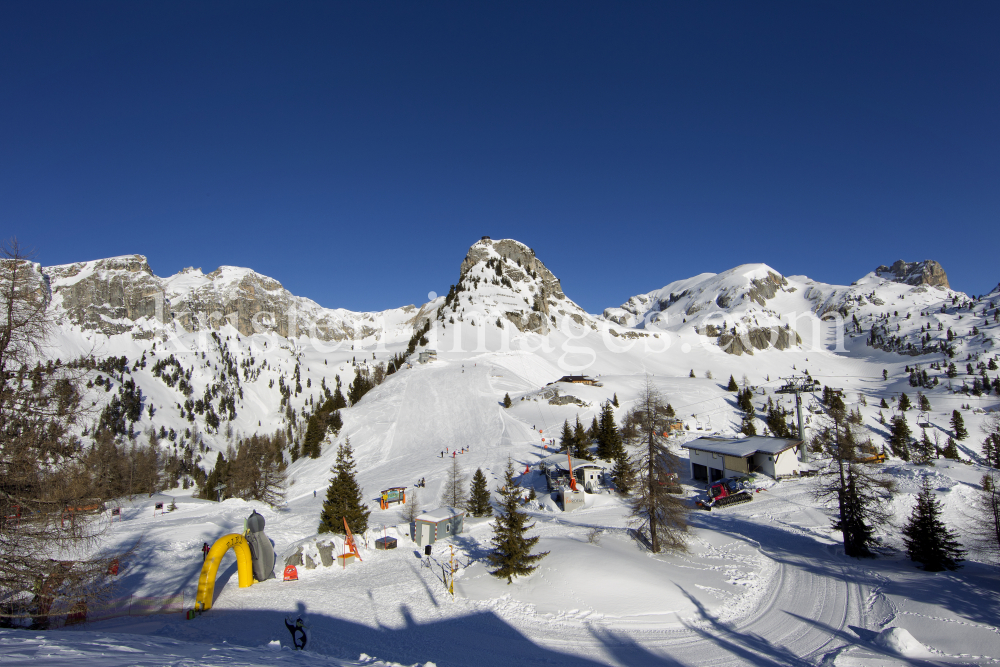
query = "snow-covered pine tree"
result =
(727, 375, 739, 391)
(487, 459, 549, 584)
(468, 467, 492, 517)
(902, 477, 965, 571)
(318, 438, 370, 535)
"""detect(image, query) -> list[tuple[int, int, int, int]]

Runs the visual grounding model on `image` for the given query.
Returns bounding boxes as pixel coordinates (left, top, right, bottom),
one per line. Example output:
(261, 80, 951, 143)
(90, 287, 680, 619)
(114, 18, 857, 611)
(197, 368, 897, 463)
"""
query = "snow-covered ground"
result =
(4, 244, 1000, 664)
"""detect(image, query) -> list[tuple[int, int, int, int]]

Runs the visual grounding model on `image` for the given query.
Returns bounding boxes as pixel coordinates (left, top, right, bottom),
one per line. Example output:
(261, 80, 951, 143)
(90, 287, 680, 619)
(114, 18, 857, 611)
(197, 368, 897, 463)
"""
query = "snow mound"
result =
(873, 627, 927, 656)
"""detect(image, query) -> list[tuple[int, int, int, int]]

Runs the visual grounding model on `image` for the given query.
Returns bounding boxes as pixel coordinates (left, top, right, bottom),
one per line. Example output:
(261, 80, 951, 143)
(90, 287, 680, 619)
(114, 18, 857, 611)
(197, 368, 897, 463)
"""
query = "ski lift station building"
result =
(411, 506, 465, 546)
(538, 453, 607, 492)
(682, 436, 802, 483)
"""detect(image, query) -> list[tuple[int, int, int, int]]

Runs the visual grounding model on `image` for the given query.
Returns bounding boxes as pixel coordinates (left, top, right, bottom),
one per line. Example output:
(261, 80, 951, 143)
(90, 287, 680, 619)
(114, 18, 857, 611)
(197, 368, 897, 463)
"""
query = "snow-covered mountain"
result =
(45, 254, 423, 343)
(431, 237, 595, 334)
(9, 240, 1000, 663)
(26, 240, 1000, 481)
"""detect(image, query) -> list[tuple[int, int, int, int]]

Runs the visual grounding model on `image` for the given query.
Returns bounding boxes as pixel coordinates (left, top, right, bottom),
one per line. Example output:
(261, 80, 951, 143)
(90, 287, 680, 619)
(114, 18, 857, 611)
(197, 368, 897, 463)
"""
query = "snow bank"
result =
(873, 627, 928, 657)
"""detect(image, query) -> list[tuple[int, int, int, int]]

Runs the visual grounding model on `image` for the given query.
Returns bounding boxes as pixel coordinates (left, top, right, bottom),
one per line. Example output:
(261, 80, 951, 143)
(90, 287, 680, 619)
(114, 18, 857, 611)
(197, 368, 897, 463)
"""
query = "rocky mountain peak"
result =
(874, 260, 949, 289)
(442, 238, 590, 334)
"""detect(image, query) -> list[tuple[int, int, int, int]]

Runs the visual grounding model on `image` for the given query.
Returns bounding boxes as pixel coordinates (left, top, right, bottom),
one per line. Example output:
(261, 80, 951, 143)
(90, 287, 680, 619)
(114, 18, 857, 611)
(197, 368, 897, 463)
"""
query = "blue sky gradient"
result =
(2, 2, 998, 312)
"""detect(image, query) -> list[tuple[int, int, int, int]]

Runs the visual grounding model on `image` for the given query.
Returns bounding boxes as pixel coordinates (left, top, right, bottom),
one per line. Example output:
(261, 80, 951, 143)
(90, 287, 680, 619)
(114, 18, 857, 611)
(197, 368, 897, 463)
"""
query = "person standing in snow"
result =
(202, 543, 210, 561)
(285, 617, 307, 650)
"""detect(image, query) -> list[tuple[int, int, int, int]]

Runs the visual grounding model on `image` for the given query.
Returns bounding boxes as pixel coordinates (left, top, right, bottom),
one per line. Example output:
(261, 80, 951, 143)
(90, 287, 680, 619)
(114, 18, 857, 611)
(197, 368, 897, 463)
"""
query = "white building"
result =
(682, 436, 802, 482)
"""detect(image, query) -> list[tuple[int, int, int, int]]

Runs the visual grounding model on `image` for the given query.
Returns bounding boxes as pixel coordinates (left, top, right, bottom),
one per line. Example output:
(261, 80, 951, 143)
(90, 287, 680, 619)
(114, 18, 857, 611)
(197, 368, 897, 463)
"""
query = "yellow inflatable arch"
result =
(195, 533, 255, 611)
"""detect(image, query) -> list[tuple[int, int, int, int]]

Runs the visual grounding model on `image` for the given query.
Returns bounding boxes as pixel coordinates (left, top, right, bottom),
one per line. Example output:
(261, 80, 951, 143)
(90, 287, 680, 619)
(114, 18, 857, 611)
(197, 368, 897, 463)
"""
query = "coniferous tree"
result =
(880, 398, 889, 409)
(765, 406, 793, 439)
(898, 393, 911, 412)
(942, 436, 961, 460)
(559, 419, 573, 452)
(625, 377, 688, 553)
(951, 410, 968, 440)
(401, 489, 421, 524)
(469, 468, 492, 517)
(889, 416, 912, 460)
(441, 456, 467, 508)
(487, 459, 548, 584)
(611, 393, 619, 407)
(318, 438, 370, 535)
(572, 416, 593, 460)
(984, 413, 1000, 468)
(726, 375, 739, 391)
(902, 477, 965, 571)
(689, 369, 696, 378)
(503, 393, 512, 408)
(913, 429, 934, 465)
(596, 401, 623, 461)
(972, 471, 1000, 564)
(611, 445, 635, 495)
(918, 393, 932, 412)
(814, 419, 894, 558)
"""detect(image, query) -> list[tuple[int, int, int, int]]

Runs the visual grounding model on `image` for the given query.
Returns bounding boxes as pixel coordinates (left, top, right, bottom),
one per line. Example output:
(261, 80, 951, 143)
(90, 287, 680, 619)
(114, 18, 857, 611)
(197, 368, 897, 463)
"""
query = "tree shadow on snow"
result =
(677, 587, 813, 667)
(692, 512, 1000, 635)
(586, 626, 688, 666)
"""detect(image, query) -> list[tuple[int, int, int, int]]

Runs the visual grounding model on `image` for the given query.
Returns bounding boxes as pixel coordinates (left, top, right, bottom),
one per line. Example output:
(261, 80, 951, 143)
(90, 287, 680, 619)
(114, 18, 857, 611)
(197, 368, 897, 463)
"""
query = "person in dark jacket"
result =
(285, 617, 307, 650)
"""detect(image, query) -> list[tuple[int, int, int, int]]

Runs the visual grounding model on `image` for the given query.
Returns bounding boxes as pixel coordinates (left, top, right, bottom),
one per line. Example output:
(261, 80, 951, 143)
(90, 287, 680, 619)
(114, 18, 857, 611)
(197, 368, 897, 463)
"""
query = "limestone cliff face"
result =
(43, 257, 417, 342)
(46, 255, 165, 335)
(875, 260, 949, 289)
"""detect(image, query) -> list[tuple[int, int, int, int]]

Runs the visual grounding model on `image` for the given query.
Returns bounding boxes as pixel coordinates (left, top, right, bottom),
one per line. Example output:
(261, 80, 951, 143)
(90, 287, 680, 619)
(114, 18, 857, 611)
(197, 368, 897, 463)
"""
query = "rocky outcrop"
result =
(716, 272, 788, 308)
(875, 260, 949, 289)
(44, 256, 416, 341)
(446, 238, 592, 335)
(711, 326, 802, 356)
(46, 255, 165, 335)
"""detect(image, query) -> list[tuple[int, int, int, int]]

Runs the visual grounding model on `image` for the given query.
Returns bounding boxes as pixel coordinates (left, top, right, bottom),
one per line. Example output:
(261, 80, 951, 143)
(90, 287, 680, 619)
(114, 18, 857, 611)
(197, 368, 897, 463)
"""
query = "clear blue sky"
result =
(2, 2, 998, 312)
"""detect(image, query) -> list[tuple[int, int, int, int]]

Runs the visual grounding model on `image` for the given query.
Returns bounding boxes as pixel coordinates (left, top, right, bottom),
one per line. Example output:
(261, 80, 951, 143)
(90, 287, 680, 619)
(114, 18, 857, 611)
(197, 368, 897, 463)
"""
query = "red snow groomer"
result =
(696, 477, 753, 511)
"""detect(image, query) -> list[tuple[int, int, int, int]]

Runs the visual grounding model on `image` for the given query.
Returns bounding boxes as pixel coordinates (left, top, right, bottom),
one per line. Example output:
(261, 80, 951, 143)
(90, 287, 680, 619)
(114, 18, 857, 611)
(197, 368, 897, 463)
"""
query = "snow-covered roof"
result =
(682, 436, 801, 457)
(417, 506, 465, 522)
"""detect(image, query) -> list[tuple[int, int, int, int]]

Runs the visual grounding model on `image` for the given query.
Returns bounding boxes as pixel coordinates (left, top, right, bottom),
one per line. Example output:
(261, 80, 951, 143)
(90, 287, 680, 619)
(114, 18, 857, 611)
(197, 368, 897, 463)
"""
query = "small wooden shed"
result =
(412, 507, 465, 546)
